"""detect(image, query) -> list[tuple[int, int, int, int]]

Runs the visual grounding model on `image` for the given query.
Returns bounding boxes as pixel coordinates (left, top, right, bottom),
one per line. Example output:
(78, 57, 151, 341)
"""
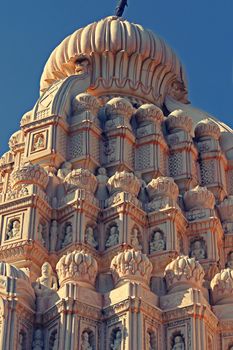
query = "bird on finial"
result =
(115, 0, 128, 17)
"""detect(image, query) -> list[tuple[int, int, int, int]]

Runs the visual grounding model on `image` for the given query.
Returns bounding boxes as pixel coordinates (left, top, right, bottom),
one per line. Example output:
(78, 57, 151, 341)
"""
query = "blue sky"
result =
(0, 0, 232, 156)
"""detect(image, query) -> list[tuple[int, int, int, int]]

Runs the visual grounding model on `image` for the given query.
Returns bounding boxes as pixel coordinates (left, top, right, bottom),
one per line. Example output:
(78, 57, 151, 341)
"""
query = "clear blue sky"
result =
(0, 0, 232, 156)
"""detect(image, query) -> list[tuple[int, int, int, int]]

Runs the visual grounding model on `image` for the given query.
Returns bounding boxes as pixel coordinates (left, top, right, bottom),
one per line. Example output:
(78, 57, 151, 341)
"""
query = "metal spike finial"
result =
(115, 0, 128, 17)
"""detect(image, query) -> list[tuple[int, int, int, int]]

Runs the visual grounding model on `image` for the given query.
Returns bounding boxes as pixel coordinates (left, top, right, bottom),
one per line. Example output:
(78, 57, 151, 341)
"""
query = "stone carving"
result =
(75, 56, 91, 75)
(34, 262, 58, 311)
(81, 331, 93, 350)
(150, 231, 166, 253)
(11, 162, 49, 190)
(227, 252, 233, 269)
(85, 226, 98, 248)
(147, 177, 179, 202)
(110, 330, 122, 350)
(50, 220, 58, 251)
(6, 219, 20, 240)
(32, 329, 44, 350)
(105, 225, 119, 248)
(38, 223, 46, 247)
(166, 109, 193, 134)
(61, 223, 73, 248)
(146, 332, 154, 350)
(190, 239, 206, 260)
(105, 97, 134, 120)
(168, 80, 189, 104)
(130, 227, 142, 250)
(104, 139, 116, 162)
(32, 133, 45, 151)
(49, 330, 58, 350)
(135, 104, 164, 126)
(111, 248, 152, 287)
(64, 168, 98, 193)
(56, 249, 98, 288)
(57, 161, 72, 179)
(172, 335, 185, 350)
(72, 93, 100, 118)
(211, 268, 233, 304)
(184, 185, 215, 210)
(164, 256, 205, 292)
(95, 167, 109, 203)
(19, 331, 26, 350)
(195, 119, 221, 140)
(107, 171, 141, 197)
(218, 196, 233, 222)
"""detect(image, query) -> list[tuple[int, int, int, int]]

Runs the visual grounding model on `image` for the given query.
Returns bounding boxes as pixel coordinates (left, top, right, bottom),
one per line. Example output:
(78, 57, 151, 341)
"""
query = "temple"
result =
(0, 14, 233, 350)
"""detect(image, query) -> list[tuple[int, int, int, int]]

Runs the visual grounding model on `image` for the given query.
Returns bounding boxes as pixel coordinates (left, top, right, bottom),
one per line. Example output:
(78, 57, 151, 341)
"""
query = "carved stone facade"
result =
(0, 14, 233, 350)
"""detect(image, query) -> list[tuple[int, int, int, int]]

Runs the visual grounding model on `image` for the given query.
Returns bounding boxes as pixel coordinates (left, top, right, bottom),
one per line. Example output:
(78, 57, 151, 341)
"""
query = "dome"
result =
(40, 16, 188, 105)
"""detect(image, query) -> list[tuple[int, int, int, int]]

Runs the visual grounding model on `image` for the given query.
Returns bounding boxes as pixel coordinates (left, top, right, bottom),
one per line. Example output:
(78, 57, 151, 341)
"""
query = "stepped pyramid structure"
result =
(1, 14, 233, 350)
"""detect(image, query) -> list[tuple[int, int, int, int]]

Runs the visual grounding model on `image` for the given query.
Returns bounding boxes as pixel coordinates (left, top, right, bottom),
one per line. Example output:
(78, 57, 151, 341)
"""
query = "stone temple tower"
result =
(1, 14, 233, 350)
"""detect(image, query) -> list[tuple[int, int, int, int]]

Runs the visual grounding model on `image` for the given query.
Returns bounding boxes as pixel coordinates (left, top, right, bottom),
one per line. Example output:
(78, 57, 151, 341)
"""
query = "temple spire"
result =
(115, 0, 128, 17)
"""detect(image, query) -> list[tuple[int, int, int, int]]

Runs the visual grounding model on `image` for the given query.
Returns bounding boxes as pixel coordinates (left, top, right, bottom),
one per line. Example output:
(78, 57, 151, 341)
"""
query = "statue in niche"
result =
(146, 332, 154, 350)
(81, 331, 92, 350)
(172, 335, 185, 350)
(85, 226, 98, 248)
(6, 219, 20, 240)
(150, 231, 165, 253)
(96, 167, 109, 205)
(49, 330, 58, 350)
(227, 252, 233, 269)
(105, 225, 119, 248)
(19, 332, 26, 350)
(34, 262, 58, 312)
(32, 329, 44, 350)
(190, 239, 206, 260)
(33, 134, 45, 151)
(57, 161, 72, 179)
(130, 227, 142, 250)
(61, 223, 73, 248)
(111, 330, 122, 350)
(38, 223, 46, 247)
(50, 220, 58, 251)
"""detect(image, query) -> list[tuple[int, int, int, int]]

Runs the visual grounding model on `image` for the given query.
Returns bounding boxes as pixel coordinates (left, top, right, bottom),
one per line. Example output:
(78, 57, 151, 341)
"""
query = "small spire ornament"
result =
(115, 0, 128, 17)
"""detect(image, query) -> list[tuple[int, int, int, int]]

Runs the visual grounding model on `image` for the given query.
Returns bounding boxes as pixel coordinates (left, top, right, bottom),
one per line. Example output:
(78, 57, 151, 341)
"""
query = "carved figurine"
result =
(75, 58, 90, 75)
(172, 335, 185, 350)
(227, 252, 233, 269)
(150, 231, 165, 253)
(32, 329, 44, 350)
(35, 262, 58, 291)
(38, 223, 45, 247)
(96, 167, 109, 206)
(34, 262, 58, 312)
(61, 224, 73, 248)
(6, 220, 20, 240)
(111, 330, 122, 350)
(190, 240, 206, 260)
(85, 226, 98, 248)
(130, 227, 142, 250)
(105, 225, 119, 248)
(57, 161, 72, 179)
(33, 134, 45, 151)
(81, 331, 92, 350)
(146, 332, 154, 350)
(50, 220, 58, 251)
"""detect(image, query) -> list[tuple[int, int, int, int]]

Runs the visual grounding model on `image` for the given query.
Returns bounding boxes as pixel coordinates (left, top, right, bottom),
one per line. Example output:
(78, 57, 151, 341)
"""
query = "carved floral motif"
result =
(166, 109, 193, 134)
(56, 249, 98, 288)
(164, 255, 205, 292)
(110, 248, 152, 287)
(184, 185, 215, 210)
(72, 93, 100, 117)
(11, 162, 49, 190)
(135, 104, 164, 125)
(147, 176, 179, 202)
(195, 119, 221, 140)
(211, 268, 233, 304)
(107, 171, 141, 197)
(64, 168, 97, 193)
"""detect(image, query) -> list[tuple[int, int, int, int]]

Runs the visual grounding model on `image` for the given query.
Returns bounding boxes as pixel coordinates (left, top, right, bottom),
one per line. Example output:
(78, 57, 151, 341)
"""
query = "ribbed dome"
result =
(40, 16, 187, 105)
